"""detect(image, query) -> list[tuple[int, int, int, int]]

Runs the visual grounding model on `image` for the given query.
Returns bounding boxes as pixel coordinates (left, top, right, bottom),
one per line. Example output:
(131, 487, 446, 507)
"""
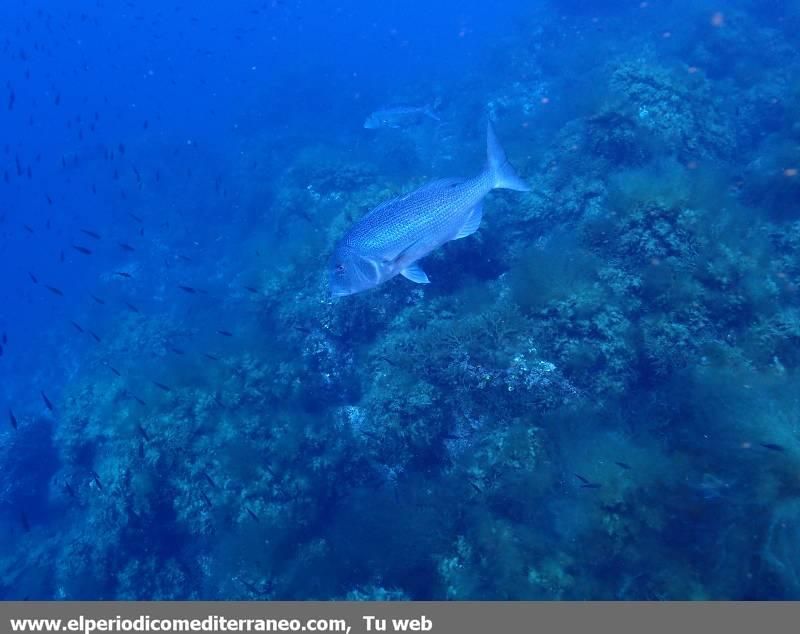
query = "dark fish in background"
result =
(0, 344, 3, 357)
(28, 272, 39, 284)
(23, 224, 34, 234)
(202, 471, 218, 489)
(60, 250, 65, 263)
(80, 228, 101, 239)
(90, 470, 103, 491)
(69, 320, 84, 333)
(246, 507, 260, 523)
(123, 390, 146, 406)
(137, 424, 150, 442)
(244, 286, 259, 294)
(45, 285, 64, 296)
(20, 511, 30, 533)
(118, 242, 136, 252)
(89, 293, 106, 305)
(153, 381, 171, 392)
(201, 491, 213, 507)
(2, 332, 6, 344)
(203, 353, 220, 361)
(574, 473, 602, 488)
(114, 271, 132, 278)
(8, 408, 18, 430)
(614, 461, 632, 470)
(760, 443, 785, 452)
(169, 346, 185, 355)
(128, 212, 143, 223)
(108, 366, 121, 377)
(72, 245, 92, 255)
(123, 301, 140, 313)
(88, 331, 101, 343)
(64, 482, 77, 499)
(178, 285, 197, 294)
(40, 391, 54, 411)
(217, 329, 233, 337)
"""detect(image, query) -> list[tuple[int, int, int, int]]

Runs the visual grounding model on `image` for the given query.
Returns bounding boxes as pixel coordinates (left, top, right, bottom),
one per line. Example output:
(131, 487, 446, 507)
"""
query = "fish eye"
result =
(335, 263, 346, 275)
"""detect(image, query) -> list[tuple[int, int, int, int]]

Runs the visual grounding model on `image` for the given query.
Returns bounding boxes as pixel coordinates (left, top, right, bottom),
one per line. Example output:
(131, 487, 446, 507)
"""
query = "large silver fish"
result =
(363, 105, 440, 129)
(329, 123, 529, 297)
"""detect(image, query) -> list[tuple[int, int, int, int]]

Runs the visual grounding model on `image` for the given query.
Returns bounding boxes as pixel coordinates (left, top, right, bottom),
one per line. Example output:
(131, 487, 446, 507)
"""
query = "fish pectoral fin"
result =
(401, 263, 430, 284)
(453, 202, 483, 240)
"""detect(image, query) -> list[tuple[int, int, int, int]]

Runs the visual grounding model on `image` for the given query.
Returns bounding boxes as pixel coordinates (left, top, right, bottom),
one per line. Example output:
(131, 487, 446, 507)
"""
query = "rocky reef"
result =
(2, 0, 800, 600)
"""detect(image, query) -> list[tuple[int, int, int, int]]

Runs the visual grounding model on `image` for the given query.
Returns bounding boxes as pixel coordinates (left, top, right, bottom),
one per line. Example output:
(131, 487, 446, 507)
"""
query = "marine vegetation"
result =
(1, 0, 800, 600)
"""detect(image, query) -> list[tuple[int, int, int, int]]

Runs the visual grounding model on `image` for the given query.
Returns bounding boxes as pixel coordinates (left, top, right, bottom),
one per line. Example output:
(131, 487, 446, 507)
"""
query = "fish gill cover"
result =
(0, 0, 799, 600)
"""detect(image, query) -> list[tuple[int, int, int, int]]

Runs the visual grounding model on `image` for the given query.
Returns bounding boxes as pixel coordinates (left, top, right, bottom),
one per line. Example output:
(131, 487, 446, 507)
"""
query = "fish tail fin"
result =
(486, 122, 529, 191)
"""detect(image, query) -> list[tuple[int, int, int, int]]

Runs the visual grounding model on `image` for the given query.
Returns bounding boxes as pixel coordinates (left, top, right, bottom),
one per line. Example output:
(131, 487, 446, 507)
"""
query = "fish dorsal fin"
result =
(401, 263, 430, 284)
(453, 202, 483, 239)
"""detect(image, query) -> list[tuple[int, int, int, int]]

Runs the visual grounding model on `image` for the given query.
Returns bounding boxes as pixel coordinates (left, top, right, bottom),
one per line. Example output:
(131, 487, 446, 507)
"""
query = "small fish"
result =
(2, 332, 6, 344)
(69, 320, 85, 333)
(128, 392, 146, 406)
(580, 483, 603, 489)
(246, 507, 260, 523)
(169, 346, 185, 355)
(574, 473, 591, 485)
(114, 271, 132, 278)
(20, 511, 30, 533)
(364, 104, 440, 129)
(201, 491, 212, 507)
(88, 330, 101, 343)
(152, 381, 171, 392)
(614, 461, 632, 471)
(202, 471, 218, 489)
(203, 353, 220, 361)
(28, 272, 39, 284)
(330, 123, 528, 296)
(59, 250, 65, 263)
(64, 482, 76, 499)
(123, 301, 140, 313)
(45, 285, 64, 296)
(72, 245, 92, 255)
(127, 212, 143, 223)
(217, 329, 233, 337)
(244, 286, 259, 294)
(760, 443, 785, 452)
(40, 390, 54, 411)
(23, 223, 34, 234)
(108, 366, 121, 377)
(90, 470, 104, 491)
(89, 293, 106, 305)
(467, 479, 483, 494)
(8, 408, 18, 430)
(137, 424, 150, 442)
(178, 285, 197, 294)
(177, 254, 192, 262)
(80, 228, 101, 239)
(118, 242, 135, 252)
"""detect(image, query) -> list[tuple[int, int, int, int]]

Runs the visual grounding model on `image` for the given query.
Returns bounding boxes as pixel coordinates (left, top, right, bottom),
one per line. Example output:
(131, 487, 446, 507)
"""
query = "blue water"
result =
(1, 0, 800, 599)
